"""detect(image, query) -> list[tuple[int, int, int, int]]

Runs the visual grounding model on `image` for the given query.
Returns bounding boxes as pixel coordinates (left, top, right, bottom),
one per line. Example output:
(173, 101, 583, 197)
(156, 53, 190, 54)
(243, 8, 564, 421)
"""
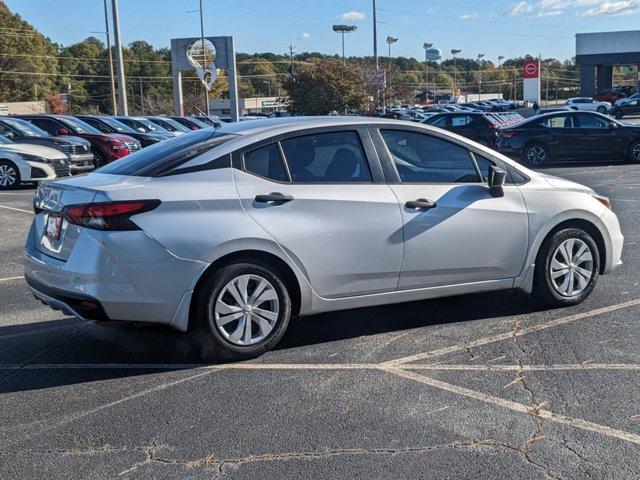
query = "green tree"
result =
(282, 60, 368, 114)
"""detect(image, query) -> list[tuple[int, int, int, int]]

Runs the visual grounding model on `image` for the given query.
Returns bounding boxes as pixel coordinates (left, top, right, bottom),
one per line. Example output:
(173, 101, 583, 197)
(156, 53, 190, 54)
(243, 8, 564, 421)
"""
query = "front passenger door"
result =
(373, 127, 528, 289)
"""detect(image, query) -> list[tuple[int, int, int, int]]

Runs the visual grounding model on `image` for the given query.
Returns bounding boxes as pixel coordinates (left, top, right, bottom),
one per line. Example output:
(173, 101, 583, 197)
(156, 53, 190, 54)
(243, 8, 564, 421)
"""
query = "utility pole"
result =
(286, 44, 295, 76)
(198, 0, 209, 115)
(103, 0, 117, 115)
(111, 0, 128, 115)
(451, 49, 462, 95)
(139, 78, 145, 115)
(477, 53, 485, 100)
(423, 42, 433, 105)
(373, 0, 379, 110)
(497, 55, 504, 95)
(385, 36, 397, 111)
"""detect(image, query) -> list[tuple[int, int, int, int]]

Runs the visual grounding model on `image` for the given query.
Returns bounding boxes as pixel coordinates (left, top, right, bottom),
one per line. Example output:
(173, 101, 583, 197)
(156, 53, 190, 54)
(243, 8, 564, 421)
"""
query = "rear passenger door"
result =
(233, 127, 403, 298)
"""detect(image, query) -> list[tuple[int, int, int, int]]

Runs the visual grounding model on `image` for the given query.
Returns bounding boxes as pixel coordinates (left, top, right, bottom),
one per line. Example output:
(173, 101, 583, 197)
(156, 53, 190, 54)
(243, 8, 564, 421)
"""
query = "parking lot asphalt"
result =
(1, 158, 640, 479)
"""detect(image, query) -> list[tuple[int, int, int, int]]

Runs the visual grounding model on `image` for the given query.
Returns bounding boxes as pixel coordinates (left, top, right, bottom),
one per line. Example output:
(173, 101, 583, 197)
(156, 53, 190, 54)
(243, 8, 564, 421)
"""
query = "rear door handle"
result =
(405, 198, 437, 210)
(254, 192, 293, 204)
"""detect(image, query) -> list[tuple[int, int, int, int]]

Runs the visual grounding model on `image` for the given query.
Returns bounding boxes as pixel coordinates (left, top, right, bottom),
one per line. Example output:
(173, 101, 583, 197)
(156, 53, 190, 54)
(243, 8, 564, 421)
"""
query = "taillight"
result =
(63, 200, 160, 230)
(501, 130, 517, 138)
(112, 143, 131, 158)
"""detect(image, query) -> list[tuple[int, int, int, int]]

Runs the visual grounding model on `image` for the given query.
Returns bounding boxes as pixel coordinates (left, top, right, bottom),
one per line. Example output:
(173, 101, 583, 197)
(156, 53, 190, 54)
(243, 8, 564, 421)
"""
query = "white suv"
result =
(566, 97, 611, 113)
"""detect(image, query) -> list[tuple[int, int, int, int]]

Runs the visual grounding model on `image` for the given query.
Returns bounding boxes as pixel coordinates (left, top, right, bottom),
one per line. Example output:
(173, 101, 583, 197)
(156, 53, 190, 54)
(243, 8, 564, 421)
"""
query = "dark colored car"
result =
(169, 116, 210, 130)
(422, 112, 503, 146)
(610, 99, 640, 119)
(113, 116, 175, 137)
(595, 89, 627, 103)
(497, 111, 640, 165)
(193, 115, 223, 128)
(144, 116, 192, 135)
(17, 115, 140, 167)
(0, 117, 94, 173)
(463, 102, 493, 112)
(76, 115, 167, 148)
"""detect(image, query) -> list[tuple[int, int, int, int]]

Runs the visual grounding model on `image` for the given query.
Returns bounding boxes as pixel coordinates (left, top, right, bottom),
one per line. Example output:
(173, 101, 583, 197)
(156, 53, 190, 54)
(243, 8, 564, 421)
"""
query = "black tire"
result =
(614, 110, 624, 120)
(93, 150, 107, 169)
(629, 140, 640, 163)
(522, 143, 549, 166)
(0, 160, 20, 190)
(532, 228, 600, 308)
(596, 105, 606, 113)
(192, 260, 292, 362)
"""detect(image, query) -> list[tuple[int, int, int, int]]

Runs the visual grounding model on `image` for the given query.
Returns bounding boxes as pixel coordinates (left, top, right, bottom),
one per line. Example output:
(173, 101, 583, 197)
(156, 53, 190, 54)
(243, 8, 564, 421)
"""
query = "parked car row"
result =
(0, 113, 222, 189)
(421, 111, 524, 147)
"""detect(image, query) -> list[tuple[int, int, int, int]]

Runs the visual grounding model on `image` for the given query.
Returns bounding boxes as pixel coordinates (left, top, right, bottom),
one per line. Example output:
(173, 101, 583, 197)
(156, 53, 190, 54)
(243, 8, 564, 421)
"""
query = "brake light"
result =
(63, 200, 161, 230)
(501, 130, 517, 138)
(112, 143, 131, 158)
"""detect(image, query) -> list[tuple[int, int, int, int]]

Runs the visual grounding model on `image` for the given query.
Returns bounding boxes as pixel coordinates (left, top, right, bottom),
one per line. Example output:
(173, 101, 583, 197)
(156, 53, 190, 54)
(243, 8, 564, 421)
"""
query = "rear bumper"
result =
(24, 222, 208, 331)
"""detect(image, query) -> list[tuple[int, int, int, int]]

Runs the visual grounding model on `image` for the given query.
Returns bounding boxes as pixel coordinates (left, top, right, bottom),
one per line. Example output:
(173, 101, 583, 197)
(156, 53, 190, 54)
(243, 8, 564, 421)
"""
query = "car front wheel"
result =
(0, 160, 20, 190)
(193, 260, 292, 361)
(532, 228, 600, 307)
(630, 140, 640, 163)
(597, 105, 606, 113)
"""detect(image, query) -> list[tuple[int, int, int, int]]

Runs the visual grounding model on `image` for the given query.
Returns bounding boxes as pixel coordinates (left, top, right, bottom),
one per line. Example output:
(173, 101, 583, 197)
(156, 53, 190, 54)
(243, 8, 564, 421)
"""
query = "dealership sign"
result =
(522, 60, 539, 79)
(522, 59, 541, 103)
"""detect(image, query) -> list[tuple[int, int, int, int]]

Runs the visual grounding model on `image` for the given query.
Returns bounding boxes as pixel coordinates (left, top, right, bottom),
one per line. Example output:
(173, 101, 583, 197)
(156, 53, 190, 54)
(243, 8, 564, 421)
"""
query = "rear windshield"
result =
(97, 129, 236, 177)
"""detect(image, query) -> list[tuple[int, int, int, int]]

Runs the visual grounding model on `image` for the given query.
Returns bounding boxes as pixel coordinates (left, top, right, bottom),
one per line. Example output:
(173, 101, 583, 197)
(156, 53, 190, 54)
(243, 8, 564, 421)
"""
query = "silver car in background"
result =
(25, 117, 624, 360)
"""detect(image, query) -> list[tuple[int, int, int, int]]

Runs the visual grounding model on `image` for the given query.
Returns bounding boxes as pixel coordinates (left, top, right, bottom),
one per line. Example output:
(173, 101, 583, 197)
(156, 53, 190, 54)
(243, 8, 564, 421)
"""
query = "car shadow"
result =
(0, 289, 541, 393)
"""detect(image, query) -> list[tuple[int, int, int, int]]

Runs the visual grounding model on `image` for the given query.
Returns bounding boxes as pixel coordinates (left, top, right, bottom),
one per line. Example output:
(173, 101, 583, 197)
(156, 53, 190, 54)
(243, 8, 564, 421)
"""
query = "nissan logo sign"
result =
(524, 63, 537, 75)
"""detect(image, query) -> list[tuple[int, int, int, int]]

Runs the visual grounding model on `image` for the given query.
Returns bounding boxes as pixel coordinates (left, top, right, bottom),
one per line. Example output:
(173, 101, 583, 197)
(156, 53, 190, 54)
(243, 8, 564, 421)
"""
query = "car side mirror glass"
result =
(487, 165, 507, 197)
(137, 127, 146, 133)
(608, 122, 618, 130)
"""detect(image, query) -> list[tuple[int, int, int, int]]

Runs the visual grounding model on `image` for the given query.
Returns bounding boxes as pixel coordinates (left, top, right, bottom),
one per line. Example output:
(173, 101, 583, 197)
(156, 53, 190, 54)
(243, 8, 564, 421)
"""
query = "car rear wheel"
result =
(532, 228, 599, 307)
(523, 143, 549, 166)
(93, 150, 107, 169)
(0, 160, 20, 190)
(596, 105, 607, 113)
(193, 261, 292, 361)
(614, 110, 624, 120)
(630, 140, 640, 163)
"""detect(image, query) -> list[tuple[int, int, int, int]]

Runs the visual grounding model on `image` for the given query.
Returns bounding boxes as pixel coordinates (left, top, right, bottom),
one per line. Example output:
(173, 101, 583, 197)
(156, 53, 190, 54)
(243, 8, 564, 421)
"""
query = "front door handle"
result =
(254, 192, 293, 204)
(405, 198, 437, 210)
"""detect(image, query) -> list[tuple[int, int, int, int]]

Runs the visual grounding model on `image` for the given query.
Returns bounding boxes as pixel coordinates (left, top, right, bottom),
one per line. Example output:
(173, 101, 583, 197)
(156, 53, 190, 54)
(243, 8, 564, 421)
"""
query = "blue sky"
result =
(7, 0, 640, 62)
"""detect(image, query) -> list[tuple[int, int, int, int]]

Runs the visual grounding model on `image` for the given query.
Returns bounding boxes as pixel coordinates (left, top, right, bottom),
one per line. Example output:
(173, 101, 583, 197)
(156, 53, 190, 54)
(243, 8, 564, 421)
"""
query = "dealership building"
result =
(576, 30, 640, 96)
(208, 96, 287, 117)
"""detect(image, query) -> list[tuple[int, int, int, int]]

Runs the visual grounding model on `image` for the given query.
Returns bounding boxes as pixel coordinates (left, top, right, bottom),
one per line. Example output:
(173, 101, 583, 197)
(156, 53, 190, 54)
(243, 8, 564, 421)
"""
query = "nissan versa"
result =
(24, 117, 624, 360)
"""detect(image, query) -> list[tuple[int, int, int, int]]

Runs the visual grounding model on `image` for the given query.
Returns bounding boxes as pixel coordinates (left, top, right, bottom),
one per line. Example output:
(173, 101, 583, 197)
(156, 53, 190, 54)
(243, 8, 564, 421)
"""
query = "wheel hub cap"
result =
(214, 274, 279, 346)
(527, 146, 546, 164)
(0, 165, 16, 187)
(549, 238, 594, 297)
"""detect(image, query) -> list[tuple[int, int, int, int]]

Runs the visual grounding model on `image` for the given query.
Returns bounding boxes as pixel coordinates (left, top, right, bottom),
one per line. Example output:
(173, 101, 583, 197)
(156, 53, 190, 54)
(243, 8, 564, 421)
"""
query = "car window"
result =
(243, 143, 288, 182)
(281, 131, 372, 183)
(61, 117, 101, 134)
(380, 130, 480, 183)
(427, 116, 447, 127)
(451, 115, 472, 127)
(541, 115, 575, 128)
(27, 118, 61, 136)
(473, 154, 495, 182)
(576, 114, 608, 128)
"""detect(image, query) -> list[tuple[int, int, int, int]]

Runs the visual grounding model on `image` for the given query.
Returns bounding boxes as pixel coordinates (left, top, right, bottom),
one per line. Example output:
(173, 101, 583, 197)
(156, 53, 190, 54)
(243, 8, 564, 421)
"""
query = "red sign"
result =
(522, 60, 539, 79)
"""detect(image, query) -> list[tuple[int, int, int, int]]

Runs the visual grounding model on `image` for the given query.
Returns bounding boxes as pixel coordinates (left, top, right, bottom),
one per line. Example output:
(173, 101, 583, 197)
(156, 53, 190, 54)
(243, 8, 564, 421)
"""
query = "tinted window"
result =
(27, 118, 61, 136)
(427, 116, 447, 127)
(1, 118, 48, 136)
(576, 114, 608, 128)
(281, 131, 372, 183)
(541, 115, 575, 128)
(244, 143, 288, 182)
(451, 115, 473, 127)
(60, 117, 101, 134)
(380, 130, 480, 183)
(98, 129, 235, 176)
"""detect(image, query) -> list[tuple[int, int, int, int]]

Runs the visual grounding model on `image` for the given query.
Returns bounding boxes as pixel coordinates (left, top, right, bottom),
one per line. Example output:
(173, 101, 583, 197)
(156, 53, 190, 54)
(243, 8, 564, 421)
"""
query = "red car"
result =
(594, 89, 627, 103)
(17, 115, 141, 167)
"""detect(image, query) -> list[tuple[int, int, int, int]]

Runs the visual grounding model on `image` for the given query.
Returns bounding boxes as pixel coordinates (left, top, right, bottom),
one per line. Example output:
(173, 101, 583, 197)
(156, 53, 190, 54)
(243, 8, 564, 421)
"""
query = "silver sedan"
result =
(25, 117, 624, 360)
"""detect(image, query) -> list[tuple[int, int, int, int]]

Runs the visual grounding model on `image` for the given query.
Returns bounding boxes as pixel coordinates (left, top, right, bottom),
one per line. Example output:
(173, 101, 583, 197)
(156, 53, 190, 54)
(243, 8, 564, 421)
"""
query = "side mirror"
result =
(608, 122, 618, 130)
(137, 127, 146, 133)
(57, 127, 70, 136)
(487, 165, 507, 198)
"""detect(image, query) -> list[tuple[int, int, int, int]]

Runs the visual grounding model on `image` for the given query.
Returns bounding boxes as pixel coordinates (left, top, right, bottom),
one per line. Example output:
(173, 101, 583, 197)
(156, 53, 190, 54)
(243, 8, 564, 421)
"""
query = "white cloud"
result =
(298, 32, 311, 40)
(506, 0, 637, 16)
(339, 11, 365, 21)
(458, 13, 479, 19)
(579, 1, 640, 15)
(507, 1, 534, 15)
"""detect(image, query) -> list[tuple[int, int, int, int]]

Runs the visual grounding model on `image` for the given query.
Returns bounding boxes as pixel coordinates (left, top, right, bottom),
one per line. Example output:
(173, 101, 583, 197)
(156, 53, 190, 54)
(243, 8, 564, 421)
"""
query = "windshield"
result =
(61, 117, 101, 134)
(100, 117, 137, 134)
(97, 129, 236, 176)
(150, 117, 190, 132)
(134, 118, 167, 132)
(2, 118, 50, 137)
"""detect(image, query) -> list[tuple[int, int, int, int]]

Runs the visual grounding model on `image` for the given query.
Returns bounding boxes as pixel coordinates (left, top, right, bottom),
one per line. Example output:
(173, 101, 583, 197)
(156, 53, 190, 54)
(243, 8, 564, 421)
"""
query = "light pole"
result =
(102, 0, 117, 114)
(423, 42, 433, 104)
(477, 53, 485, 100)
(332, 25, 357, 65)
(111, 0, 127, 115)
(497, 55, 504, 95)
(451, 49, 462, 95)
(386, 36, 398, 110)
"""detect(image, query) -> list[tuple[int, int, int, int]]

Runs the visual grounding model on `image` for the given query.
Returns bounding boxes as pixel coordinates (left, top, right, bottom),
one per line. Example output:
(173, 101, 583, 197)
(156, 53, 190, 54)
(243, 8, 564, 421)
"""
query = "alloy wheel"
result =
(526, 145, 546, 165)
(213, 274, 280, 346)
(549, 238, 594, 297)
(0, 164, 17, 187)
(633, 143, 640, 162)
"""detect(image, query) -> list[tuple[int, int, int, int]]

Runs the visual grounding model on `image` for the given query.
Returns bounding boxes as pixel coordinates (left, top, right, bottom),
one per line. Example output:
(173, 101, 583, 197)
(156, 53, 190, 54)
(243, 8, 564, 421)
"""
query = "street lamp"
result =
(477, 53, 485, 100)
(423, 42, 433, 104)
(332, 24, 357, 65)
(497, 55, 505, 95)
(385, 36, 398, 111)
(451, 48, 462, 94)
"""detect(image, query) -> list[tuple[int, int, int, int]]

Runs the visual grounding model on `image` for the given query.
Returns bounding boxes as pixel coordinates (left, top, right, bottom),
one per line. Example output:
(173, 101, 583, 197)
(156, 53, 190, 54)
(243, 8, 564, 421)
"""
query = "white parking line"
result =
(0, 276, 23, 284)
(405, 363, 640, 371)
(381, 299, 640, 367)
(0, 362, 376, 370)
(0, 204, 31, 214)
(383, 367, 640, 446)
